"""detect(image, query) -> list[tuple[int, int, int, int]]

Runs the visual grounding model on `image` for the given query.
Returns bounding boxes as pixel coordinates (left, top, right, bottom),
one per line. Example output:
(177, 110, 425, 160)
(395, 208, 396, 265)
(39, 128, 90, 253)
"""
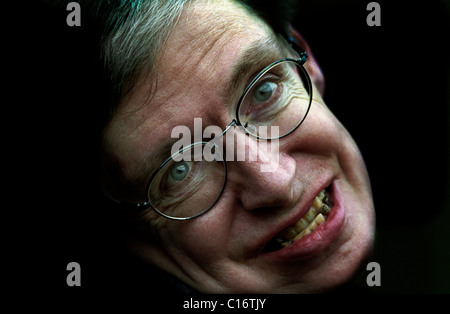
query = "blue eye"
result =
(168, 161, 191, 183)
(253, 81, 277, 103)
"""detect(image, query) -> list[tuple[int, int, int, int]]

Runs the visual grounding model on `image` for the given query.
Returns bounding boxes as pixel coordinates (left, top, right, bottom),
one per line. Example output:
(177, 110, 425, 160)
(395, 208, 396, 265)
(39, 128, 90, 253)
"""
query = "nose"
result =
(224, 128, 297, 211)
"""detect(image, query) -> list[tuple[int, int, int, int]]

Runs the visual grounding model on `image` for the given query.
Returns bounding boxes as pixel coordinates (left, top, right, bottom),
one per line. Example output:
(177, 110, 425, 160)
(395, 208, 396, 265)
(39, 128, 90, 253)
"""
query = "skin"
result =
(103, 0, 375, 293)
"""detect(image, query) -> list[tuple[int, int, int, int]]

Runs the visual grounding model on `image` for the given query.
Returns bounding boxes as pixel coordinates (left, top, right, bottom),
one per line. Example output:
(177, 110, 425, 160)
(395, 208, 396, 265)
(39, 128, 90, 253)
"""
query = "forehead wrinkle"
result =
(169, 0, 277, 73)
(165, 6, 250, 83)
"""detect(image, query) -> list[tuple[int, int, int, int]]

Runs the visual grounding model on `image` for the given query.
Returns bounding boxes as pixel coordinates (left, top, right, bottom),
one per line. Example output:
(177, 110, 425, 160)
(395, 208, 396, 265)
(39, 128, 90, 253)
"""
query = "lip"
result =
(259, 179, 345, 261)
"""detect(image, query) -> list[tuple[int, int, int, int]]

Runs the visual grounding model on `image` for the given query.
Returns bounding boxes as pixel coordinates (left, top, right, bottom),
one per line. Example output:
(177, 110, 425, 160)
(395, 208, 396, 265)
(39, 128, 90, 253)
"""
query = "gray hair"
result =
(100, 0, 190, 110)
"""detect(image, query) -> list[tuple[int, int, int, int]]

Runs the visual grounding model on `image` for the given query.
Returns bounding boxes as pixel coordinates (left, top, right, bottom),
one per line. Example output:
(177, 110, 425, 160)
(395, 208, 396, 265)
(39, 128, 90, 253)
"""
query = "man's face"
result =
(103, 0, 375, 293)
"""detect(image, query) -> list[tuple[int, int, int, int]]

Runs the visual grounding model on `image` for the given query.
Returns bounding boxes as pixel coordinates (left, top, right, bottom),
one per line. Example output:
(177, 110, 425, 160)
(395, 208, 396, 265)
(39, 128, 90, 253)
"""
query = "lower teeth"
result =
(281, 213, 325, 247)
(265, 189, 333, 252)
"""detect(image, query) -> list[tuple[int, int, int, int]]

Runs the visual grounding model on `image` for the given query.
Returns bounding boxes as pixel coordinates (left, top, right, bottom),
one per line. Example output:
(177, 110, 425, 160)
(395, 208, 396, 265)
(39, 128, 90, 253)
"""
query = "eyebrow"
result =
(226, 33, 288, 104)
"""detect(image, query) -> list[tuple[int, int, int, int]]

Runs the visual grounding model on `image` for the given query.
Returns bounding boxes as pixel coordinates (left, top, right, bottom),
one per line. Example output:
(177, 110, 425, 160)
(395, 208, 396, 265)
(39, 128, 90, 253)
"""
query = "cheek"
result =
(312, 101, 375, 253)
(320, 102, 373, 205)
(291, 97, 373, 216)
(283, 98, 348, 160)
(160, 201, 234, 263)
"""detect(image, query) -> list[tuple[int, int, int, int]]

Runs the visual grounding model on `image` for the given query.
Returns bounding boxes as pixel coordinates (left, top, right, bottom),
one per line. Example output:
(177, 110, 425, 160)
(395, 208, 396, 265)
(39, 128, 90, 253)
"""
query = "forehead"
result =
(115, 0, 272, 112)
(104, 0, 274, 179)
(165, 1, 271, 62)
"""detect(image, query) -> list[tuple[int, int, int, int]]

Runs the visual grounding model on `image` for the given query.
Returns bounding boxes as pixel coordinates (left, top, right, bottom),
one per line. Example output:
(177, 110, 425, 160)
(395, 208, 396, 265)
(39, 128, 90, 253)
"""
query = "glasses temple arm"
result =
(284, 35, 308, 65)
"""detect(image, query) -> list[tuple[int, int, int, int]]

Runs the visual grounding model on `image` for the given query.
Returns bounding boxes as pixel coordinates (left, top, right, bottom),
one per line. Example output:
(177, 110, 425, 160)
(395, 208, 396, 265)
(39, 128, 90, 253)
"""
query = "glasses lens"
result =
(147, 142, 226, 220)
(237, 60, 312, 139)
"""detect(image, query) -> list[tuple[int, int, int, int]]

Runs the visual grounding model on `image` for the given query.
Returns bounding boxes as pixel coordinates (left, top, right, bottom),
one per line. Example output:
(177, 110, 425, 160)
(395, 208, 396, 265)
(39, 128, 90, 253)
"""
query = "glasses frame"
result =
(121, 38, 313, 220)
(142, 141, 228, 221)
(235, 53, 312, 140)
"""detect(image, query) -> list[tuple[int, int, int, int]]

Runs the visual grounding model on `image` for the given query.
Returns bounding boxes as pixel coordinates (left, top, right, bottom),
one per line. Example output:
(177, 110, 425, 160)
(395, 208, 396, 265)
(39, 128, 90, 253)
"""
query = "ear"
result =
(288, 26, 325, 96)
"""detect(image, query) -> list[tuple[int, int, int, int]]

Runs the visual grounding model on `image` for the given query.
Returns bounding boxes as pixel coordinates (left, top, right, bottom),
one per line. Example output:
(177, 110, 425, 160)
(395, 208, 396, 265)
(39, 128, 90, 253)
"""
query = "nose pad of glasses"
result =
(244, 123, 257, 135)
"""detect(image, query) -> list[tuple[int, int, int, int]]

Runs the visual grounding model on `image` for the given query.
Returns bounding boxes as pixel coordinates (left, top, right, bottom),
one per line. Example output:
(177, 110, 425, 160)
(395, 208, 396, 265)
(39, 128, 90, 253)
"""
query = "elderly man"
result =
(66, 0, 375, 293)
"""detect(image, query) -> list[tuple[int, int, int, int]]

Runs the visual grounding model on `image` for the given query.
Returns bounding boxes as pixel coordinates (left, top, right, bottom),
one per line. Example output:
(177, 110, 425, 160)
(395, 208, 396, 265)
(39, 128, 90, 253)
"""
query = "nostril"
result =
(237, 173, 295, 211)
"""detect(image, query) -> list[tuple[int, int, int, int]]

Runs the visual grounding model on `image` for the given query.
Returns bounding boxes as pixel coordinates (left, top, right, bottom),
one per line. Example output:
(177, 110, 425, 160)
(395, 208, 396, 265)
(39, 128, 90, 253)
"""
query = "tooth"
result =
(278, 227, 297, 241)
(304, 207, 318, 222)
(315, 213, 325, 224)
(318, 190, 325, 200)
(306, 216, 321, 231)
(294, 228, 311, 241)
(281, 241, 292, 247)
(293, 218, 309, 232)
(312, 197, 323, 210)
(321, 204, 330, 215)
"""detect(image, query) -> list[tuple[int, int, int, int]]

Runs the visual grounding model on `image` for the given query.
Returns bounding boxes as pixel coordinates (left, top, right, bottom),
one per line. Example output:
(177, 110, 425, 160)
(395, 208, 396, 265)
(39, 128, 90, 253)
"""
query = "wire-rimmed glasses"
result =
(132, 46, 313, 220)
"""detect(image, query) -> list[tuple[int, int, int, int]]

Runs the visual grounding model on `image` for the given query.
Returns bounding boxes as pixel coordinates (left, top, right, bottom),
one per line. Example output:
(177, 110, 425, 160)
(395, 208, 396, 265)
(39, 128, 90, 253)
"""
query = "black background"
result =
(11, 0, 449, 300)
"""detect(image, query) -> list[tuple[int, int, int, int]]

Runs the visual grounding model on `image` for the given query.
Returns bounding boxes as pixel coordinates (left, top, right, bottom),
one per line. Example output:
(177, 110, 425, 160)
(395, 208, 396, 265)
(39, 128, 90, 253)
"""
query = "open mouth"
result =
(263, 188, 333, 253)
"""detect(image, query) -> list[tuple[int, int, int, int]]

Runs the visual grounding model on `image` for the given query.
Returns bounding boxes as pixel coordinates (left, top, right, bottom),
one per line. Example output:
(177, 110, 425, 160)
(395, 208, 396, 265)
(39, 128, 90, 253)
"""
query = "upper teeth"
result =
(276, 189, 331, 246)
